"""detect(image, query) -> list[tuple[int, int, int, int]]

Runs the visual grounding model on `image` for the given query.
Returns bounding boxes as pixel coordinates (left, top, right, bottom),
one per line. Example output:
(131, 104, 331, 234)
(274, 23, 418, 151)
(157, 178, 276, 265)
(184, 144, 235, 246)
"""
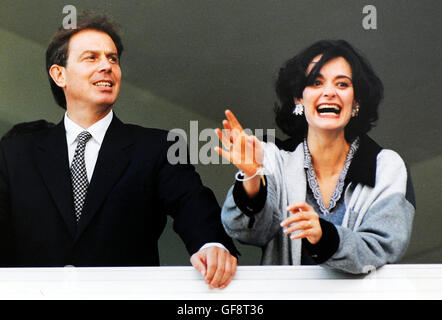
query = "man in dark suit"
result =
(0, 12, 238, 289)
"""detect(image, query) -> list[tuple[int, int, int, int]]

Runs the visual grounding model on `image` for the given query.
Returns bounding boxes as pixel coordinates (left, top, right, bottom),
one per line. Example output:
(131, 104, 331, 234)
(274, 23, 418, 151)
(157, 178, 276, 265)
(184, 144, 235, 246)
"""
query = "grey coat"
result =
(221, 135, 415, 274)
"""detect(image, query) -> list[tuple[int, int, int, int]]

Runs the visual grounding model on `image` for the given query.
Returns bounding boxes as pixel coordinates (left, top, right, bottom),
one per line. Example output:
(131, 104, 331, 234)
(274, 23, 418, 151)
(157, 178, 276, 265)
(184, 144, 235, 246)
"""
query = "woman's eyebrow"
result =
(335, 75, 353, 81)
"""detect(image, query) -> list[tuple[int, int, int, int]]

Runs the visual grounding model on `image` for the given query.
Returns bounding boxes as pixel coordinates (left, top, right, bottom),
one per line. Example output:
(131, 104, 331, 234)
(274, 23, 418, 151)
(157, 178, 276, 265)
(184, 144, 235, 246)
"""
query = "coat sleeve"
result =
(221, 142, 286, 247)
(155, 131, 238, 256)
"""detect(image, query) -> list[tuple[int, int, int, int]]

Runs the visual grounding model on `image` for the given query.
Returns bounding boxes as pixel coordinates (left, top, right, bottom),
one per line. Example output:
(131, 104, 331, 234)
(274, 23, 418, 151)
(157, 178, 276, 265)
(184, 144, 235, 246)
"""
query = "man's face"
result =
(61, 29, 121, 110)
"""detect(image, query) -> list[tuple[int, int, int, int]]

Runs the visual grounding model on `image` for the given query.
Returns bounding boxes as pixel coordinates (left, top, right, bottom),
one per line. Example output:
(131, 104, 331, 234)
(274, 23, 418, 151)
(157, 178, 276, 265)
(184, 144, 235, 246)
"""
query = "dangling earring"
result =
(293, 103, 304, 116)
(352, 104, 360, 117)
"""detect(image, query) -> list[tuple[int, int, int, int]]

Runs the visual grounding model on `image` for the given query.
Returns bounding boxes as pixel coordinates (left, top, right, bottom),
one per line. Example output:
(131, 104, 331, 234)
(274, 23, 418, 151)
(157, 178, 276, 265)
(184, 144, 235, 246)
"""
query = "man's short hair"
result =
(45, 11, 124, 109)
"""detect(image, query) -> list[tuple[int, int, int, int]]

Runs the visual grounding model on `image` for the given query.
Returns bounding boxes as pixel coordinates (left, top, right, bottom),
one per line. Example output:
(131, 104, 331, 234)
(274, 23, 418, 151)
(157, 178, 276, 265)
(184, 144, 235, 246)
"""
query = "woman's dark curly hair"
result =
(274, 40, 383, 141)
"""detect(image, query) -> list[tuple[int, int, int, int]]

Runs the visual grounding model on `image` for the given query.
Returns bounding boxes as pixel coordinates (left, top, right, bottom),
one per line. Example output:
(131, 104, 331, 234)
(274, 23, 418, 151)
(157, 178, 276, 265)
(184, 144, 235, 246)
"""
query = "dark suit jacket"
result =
(0, 115, 237, 267)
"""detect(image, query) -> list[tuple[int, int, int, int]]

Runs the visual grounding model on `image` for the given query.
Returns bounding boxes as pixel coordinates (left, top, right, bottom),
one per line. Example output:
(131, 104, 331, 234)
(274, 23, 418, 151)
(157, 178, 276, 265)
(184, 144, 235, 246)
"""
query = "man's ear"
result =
(49, 64, 66, 88)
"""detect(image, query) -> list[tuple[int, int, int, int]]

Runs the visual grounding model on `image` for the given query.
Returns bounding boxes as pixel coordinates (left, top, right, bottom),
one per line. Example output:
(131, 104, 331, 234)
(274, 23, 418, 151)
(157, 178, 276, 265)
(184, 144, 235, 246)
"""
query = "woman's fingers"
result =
(214, 146, 231, 163)
(283, 220, 313, 234)
(221, 120, 235, 142)
(215, 109, 262, 174)
(286, 202, 312, 213)
(281, 207, 314, 227)
(225, 109, 244, 132)
(217, 112, 242, 147)
(249, 135, 264, 166)
(289, 229, 316, 241)
(280, 203, 323, 244)
(214, 135, 257, 171)
(222, 119, 232, 131)
(224, 109, 241, 128)
(215, 128, 232, 150)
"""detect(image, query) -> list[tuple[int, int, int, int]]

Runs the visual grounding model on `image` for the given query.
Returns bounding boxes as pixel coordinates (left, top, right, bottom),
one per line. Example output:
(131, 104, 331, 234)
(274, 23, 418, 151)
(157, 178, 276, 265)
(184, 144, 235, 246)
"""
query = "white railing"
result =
(0, 264, 441, 300)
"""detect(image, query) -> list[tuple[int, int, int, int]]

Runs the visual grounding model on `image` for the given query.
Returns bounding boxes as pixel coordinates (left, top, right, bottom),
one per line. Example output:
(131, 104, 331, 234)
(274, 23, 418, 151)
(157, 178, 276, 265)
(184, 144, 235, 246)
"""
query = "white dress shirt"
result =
(65, 110, 113, 183)
(64, 110, 227, 253)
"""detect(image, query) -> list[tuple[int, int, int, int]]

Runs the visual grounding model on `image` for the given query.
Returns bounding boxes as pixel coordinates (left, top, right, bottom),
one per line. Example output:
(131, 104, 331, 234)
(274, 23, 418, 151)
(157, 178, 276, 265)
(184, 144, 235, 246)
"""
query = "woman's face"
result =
(297, 55, 356, 136)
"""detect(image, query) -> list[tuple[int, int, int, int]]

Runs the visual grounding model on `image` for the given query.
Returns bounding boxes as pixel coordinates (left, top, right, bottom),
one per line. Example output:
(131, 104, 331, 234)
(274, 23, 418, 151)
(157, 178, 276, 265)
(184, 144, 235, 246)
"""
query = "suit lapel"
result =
(75, 116, 132, 239)
(35, 120, 77, 238)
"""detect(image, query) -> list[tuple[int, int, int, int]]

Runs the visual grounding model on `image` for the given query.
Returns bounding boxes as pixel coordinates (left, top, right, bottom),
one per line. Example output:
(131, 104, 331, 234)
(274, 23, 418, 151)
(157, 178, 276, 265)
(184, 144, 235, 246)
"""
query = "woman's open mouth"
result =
(316, 104, 341, 116)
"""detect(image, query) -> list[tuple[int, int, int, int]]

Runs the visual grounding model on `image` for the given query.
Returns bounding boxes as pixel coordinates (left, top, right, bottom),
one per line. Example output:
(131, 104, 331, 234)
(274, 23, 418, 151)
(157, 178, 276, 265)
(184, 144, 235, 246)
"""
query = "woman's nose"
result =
(323, 83, 336, 97)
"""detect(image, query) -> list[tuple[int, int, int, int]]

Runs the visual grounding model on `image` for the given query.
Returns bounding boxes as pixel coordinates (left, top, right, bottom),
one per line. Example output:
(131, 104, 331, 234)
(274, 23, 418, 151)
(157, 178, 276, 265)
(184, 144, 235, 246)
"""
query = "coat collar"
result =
(35, 114, 133, 240)
(35, 120, 76, 237)
(345, 134, 382, 188)
(275, 134, 382, 188)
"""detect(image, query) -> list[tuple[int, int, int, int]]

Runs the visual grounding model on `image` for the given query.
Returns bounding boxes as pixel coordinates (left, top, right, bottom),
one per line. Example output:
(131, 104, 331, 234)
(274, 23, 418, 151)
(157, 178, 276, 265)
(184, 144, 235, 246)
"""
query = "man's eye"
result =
(109, 56, 118, 63)
(85, 56, 95, 61)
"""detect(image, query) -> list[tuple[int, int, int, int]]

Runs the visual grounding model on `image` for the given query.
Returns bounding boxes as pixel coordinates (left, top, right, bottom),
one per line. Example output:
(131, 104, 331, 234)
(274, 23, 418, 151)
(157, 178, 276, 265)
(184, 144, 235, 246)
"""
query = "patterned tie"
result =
(70, 131, 92, 222)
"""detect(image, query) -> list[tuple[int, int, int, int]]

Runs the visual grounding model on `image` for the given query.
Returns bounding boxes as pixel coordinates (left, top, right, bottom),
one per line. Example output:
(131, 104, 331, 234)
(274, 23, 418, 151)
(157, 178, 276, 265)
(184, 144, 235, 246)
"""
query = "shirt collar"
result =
(276, 134, 382, 188)
(64, 109, 113, 145)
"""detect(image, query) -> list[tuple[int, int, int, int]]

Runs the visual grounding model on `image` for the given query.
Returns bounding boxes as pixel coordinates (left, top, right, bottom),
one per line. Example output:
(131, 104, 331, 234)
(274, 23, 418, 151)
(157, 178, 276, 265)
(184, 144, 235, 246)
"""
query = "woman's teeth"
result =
(317, 104, 341, 114)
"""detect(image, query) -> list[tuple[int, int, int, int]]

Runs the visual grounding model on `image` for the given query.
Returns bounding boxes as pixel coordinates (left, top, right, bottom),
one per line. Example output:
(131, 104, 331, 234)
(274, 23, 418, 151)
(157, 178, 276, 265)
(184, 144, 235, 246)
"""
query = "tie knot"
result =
(77, 131, 92, 144)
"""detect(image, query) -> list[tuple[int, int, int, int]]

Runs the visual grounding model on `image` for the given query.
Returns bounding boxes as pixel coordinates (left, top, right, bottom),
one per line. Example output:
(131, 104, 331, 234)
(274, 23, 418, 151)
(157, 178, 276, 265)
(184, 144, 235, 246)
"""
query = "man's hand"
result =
(190, 246, 237, 289)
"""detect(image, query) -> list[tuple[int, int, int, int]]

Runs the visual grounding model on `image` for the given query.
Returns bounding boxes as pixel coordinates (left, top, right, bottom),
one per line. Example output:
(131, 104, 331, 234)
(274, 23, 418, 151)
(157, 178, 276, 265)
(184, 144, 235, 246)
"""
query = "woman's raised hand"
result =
(214, 110, 263, 177)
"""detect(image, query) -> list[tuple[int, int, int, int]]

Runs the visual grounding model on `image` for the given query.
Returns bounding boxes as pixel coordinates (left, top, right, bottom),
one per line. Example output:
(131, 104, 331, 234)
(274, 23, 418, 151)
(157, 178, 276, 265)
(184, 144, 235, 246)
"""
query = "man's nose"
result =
(97, 56, 112, 72)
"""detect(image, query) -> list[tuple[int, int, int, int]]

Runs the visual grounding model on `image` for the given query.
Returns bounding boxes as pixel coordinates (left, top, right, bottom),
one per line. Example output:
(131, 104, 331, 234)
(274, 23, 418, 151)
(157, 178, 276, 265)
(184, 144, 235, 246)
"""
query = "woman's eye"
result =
(337, 82, 349, 88)
(313, 80, 322, 86)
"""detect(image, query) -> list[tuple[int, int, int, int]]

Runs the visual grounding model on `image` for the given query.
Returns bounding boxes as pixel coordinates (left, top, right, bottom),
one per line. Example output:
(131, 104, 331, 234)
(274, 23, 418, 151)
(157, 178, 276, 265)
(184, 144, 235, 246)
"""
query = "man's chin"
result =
(94, 91, 119, 106)
(95, 98, 117, 109)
